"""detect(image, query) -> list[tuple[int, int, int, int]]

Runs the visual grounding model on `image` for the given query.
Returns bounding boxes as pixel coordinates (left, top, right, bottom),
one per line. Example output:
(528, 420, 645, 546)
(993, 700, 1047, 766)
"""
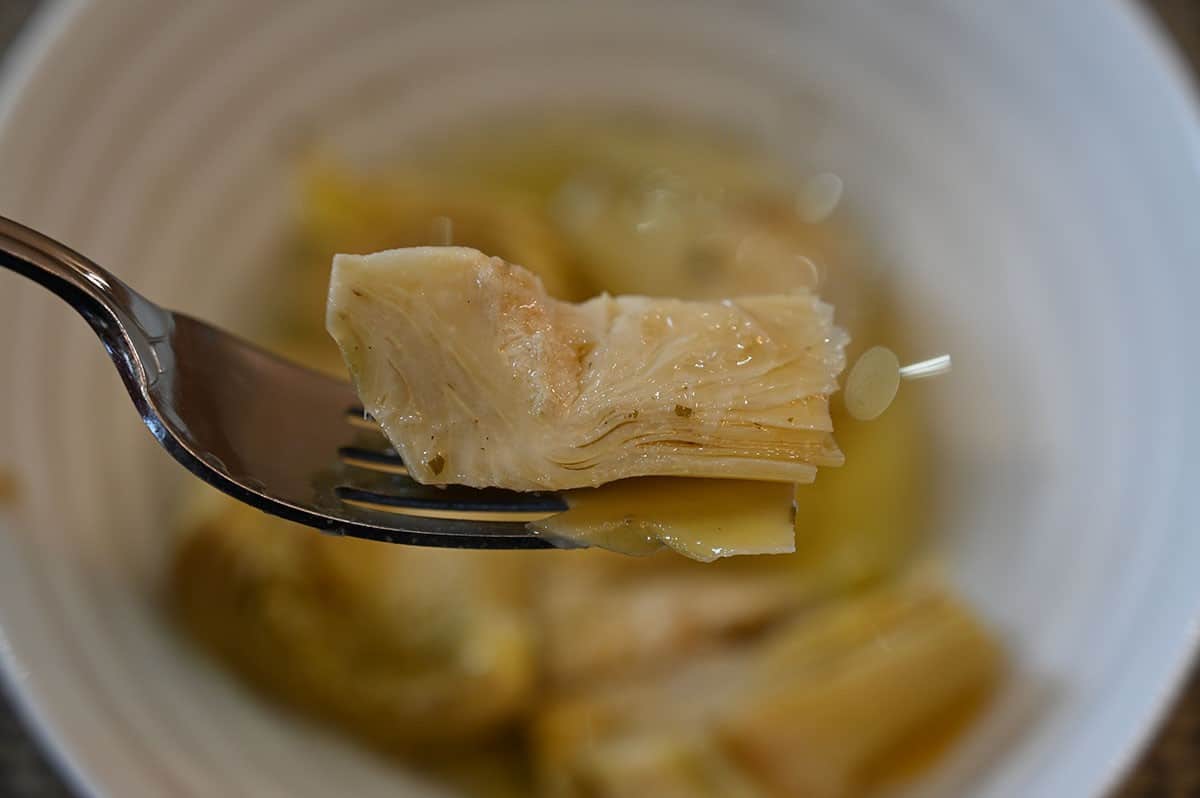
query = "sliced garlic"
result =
(899, 354, 952, 381)
(843, 346, 901, 421)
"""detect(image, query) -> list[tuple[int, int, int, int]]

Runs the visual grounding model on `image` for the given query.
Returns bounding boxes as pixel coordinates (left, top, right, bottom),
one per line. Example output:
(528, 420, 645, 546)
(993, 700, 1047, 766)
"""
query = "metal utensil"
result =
(0, 215, 567, 549)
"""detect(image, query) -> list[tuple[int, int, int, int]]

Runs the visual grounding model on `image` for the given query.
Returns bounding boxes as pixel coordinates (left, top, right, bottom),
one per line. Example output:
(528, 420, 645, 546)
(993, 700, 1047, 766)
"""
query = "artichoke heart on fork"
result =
(327, 246, 848, 492)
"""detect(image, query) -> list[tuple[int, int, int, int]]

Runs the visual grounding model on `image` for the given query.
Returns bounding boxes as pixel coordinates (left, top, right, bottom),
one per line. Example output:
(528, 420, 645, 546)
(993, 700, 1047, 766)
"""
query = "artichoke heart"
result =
(327, 247, 848, 491)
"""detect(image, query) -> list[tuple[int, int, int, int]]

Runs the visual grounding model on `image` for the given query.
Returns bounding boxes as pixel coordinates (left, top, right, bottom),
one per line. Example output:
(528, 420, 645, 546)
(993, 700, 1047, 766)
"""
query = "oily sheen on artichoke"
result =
(327, 247, 847, 491)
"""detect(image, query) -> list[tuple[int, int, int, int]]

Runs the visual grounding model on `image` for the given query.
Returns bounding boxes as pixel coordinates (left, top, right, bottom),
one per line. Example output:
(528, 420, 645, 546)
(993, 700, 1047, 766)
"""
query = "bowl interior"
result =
(1, 2, 1199, 797)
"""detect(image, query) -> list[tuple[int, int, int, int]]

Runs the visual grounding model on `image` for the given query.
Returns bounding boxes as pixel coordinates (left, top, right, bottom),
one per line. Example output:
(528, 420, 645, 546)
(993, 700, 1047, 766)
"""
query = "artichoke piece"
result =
(539, 564, 800, 686)
(169, 495, 536, 751)
(719, 583, 1001, 798)
(327, 247, 847, 491)
(532, 582, 998, 798)
(532, 652, 750, 798)
(534, 478, 797, 561)
(568, 735, 768, 798)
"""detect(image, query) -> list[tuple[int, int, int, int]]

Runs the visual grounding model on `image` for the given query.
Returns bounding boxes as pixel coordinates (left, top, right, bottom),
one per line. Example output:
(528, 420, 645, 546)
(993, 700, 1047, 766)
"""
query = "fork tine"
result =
(344, 405, 382, 431)
(335, 484, 566, 512)
(338, 445, 409, 475)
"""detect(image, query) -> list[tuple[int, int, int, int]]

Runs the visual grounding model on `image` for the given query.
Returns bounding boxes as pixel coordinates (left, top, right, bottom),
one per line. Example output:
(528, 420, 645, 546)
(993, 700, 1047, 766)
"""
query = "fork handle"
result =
(0, 214, 170, 389)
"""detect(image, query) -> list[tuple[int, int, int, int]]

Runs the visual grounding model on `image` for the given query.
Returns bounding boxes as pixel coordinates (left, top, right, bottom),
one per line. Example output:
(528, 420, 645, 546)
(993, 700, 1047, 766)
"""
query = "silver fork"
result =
(0, 215, 567, 549)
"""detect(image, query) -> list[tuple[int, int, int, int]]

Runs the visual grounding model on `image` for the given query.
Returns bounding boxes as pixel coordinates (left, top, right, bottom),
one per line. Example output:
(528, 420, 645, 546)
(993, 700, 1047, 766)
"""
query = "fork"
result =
(0, 215, 567, 549)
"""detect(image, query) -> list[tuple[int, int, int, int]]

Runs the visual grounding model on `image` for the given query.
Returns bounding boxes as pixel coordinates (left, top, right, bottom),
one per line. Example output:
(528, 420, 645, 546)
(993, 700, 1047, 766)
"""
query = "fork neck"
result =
(0, 214, 170, 388)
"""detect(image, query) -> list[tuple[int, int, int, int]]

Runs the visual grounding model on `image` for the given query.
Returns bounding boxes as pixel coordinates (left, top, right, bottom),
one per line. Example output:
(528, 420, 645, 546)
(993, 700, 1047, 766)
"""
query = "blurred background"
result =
(0, 1, 1196, 796)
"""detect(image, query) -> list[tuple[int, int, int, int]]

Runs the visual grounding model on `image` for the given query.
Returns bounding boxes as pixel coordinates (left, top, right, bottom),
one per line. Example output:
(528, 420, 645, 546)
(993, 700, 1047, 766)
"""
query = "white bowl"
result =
(2, 2, 1199, 796)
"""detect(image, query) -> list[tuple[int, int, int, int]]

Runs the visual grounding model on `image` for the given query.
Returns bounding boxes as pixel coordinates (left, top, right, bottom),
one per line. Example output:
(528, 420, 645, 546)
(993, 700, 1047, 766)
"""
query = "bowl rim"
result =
(0, 5, 104, 797)
(1071, 4, 1200, 794)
